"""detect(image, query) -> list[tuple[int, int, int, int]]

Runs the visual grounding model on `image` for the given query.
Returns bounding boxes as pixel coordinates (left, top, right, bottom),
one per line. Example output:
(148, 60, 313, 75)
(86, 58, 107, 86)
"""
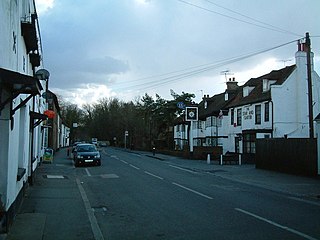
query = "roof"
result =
(198, 91, 236, 120)
(225, 65, 296, 108)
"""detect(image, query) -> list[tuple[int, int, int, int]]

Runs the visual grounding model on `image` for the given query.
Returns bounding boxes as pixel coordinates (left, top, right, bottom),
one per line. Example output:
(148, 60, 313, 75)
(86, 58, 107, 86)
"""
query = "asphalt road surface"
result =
(73, 147, 320, 240)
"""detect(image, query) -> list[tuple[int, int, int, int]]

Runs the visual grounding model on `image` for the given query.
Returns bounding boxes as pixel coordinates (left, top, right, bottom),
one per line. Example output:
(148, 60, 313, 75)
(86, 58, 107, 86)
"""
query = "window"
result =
(206, 117, 214, 127)
(230, 109, 234, 125)
(243, 133, 256, 153)
(265, 102, 269, 122)
(235, 137, 240, 153)
(255, 105, 261, 124)
(237, 108, 242, 126)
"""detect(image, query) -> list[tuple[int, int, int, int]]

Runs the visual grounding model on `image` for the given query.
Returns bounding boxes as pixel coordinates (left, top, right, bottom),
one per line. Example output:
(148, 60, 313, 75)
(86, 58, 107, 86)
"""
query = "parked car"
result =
(73, 143, 101, 167)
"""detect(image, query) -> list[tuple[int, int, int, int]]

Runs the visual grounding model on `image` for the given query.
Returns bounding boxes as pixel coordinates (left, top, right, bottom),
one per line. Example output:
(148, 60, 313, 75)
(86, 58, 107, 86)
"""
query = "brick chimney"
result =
(226, 77, 238, 91)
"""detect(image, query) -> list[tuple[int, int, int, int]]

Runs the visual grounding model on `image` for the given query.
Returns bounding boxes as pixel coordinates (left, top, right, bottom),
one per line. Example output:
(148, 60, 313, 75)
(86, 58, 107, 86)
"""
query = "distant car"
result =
(73, 143, 101, 167)
(99, 142, 108, 147)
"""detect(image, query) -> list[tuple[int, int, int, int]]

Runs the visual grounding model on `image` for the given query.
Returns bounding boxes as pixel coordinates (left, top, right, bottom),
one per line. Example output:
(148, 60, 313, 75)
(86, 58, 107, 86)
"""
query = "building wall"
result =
(272, 51, 320, 138)
(180, 49, 320, 156)
(174, 124, 187, 150)
(0, 0, 46, 230)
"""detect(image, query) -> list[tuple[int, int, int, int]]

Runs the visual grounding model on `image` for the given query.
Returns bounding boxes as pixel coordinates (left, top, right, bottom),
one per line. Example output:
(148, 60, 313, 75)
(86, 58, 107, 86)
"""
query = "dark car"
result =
(73, 143, 101, 167)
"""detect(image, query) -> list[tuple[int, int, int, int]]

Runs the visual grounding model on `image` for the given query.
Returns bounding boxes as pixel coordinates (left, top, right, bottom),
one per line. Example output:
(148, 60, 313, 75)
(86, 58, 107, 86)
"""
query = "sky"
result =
(35, 0, 320, 106)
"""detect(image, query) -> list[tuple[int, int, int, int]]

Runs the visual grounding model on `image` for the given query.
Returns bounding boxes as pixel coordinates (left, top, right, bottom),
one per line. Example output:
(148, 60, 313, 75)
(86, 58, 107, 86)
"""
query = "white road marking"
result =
(46, 175, 65, 179)
(76, 178, 104, 240)
(111, 155, 119, 159)
(235, 208, 319, 240)
(85, 168, 92, 177)
(100, 174, 119, 179)
(169, 165, 196, 174)
(287, 196, 320, 207)
(144, 171, 164, 180)
(120, 160, 128, 164)
(130, 153, 142, 158)
(129, 164, 140, 170)
(172, 182, 213, 200)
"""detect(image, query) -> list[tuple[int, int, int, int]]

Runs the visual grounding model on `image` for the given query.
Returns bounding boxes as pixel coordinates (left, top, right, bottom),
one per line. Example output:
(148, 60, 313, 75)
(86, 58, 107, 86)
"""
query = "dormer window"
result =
(243, 86, 254, 97)
(204, 101, 207, 109)
(262, 79, 276, 92)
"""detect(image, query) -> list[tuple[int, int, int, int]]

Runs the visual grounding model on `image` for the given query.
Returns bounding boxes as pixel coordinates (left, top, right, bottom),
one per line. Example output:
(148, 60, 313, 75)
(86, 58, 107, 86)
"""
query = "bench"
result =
(220, 152, 241, 165)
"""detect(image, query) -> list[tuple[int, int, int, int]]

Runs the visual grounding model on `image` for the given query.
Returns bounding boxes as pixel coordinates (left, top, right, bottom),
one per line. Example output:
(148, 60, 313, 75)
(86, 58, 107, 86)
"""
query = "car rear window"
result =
(77, 145, 96, 152)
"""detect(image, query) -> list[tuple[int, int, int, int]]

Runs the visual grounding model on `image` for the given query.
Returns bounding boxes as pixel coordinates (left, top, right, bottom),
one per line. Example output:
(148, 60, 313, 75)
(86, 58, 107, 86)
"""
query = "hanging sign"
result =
(44, 110, 55, 119)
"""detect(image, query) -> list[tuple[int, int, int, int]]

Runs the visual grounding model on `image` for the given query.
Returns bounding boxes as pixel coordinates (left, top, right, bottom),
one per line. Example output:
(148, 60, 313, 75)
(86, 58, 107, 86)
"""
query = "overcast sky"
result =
(35, 0, 320, 105)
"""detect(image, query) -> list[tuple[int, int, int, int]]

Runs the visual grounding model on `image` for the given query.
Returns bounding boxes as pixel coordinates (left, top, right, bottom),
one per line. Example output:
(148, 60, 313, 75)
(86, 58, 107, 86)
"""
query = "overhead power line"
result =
(112, 38, 301, 92)
(176, 0, 303, 37)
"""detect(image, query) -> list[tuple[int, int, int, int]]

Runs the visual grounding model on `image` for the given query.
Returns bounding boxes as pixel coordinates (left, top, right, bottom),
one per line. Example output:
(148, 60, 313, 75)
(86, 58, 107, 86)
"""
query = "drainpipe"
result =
(271, 100, 274, 138)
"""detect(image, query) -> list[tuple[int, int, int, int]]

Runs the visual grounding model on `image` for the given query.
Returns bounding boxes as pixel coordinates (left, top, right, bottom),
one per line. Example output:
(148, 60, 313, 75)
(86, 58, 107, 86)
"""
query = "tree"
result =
(59, 90, 195, 150)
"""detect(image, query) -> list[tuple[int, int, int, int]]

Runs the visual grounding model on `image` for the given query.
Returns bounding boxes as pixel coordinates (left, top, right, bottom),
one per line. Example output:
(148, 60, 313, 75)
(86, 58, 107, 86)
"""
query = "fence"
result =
(256, 138, 317, 176)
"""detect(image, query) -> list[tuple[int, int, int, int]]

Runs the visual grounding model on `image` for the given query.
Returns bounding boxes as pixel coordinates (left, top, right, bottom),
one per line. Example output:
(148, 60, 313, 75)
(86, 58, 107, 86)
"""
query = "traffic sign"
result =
(185, 107, 198, 121)
(177, 102, 186, 109)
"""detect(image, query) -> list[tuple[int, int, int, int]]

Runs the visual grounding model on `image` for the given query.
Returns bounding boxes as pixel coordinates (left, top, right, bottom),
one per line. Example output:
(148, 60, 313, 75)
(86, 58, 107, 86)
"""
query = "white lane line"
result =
(129, 164, 140, 170)
(287, 196, 320, 207)
(169, 165, 196, 174)
(85, 168, 92, 177)
(111, 155, 119, 159)
(120, 160, 128, 164)
(130, 153, 142, 158)
(235, 208, 319, 240)
(76, 178, 105, 240)
(172, 182, 213, 200)
(144, 171, 164, 180)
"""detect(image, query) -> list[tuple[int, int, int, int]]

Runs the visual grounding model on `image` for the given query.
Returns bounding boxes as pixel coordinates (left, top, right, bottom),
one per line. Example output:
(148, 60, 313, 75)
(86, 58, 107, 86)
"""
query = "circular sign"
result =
(177, 102, 186, 109)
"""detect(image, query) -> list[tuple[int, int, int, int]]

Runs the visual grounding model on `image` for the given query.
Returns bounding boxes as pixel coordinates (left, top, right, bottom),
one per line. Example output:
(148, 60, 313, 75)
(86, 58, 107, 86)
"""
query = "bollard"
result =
(220, 155, 223, 165)
(239, 154, 242, 165)
(152, 147, 156, 156)
(207, 154, 211, 165)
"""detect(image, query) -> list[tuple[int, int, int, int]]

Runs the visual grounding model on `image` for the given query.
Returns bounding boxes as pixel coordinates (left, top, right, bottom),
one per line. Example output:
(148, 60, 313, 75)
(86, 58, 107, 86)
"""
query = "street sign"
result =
(177, 102, 186, 109)
(185, 107, 198, 121)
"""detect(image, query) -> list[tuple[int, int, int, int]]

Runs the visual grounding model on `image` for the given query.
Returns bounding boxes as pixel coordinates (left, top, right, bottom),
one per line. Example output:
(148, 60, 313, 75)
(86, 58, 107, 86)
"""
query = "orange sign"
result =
(44, 110, 55, 119)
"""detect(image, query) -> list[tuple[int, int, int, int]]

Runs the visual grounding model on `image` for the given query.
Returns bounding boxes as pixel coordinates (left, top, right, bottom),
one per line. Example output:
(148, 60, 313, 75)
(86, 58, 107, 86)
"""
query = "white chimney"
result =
(295, 41, 314, 72)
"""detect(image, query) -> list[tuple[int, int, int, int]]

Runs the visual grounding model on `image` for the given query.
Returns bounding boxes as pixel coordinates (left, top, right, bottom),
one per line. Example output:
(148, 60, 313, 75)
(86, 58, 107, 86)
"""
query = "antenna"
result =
(277, 59, 292, 67)
(220, 69, 234, 82)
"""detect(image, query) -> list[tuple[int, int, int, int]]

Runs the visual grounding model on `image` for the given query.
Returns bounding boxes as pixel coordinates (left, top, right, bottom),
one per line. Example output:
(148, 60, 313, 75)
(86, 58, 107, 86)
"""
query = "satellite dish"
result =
(35, 69, 50, 80)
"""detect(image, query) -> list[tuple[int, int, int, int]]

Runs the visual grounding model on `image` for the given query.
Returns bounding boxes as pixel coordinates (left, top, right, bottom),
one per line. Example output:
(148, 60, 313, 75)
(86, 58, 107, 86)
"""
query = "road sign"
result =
(177, 102, 186, 109)
(185, 107, 198, 121)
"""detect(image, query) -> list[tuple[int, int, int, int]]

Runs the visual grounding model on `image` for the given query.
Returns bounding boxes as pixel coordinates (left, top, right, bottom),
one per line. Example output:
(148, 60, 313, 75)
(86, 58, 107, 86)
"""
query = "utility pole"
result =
(306, 32, 314, 138)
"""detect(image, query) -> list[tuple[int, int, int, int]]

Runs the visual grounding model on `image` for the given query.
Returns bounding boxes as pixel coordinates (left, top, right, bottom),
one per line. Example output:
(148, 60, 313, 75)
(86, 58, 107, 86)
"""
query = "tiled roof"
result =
(225, 65, 296, 108)
(198, 91, 236, 120)
(174, 64, 296, 124)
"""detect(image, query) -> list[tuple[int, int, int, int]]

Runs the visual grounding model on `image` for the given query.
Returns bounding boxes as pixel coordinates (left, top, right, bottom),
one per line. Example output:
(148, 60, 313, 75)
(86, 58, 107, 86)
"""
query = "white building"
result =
(0, 0, 61, 232)
(174, 40, 320, 163)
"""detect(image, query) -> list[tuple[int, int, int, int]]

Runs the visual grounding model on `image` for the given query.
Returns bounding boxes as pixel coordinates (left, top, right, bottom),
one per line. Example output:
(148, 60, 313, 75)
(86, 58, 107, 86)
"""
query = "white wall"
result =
(0, 0, 46, 211)
(272, 51, 320, 138)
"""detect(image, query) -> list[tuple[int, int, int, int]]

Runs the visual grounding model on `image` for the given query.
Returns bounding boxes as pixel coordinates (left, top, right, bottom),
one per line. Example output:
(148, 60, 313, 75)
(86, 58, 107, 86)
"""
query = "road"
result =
(74, 147, 320, 240)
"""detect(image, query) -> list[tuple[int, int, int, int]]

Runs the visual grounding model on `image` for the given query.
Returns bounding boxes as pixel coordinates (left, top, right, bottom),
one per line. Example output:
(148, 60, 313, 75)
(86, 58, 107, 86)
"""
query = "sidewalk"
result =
(138, 150, 320, 200)
(5, 149, 94, 240)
